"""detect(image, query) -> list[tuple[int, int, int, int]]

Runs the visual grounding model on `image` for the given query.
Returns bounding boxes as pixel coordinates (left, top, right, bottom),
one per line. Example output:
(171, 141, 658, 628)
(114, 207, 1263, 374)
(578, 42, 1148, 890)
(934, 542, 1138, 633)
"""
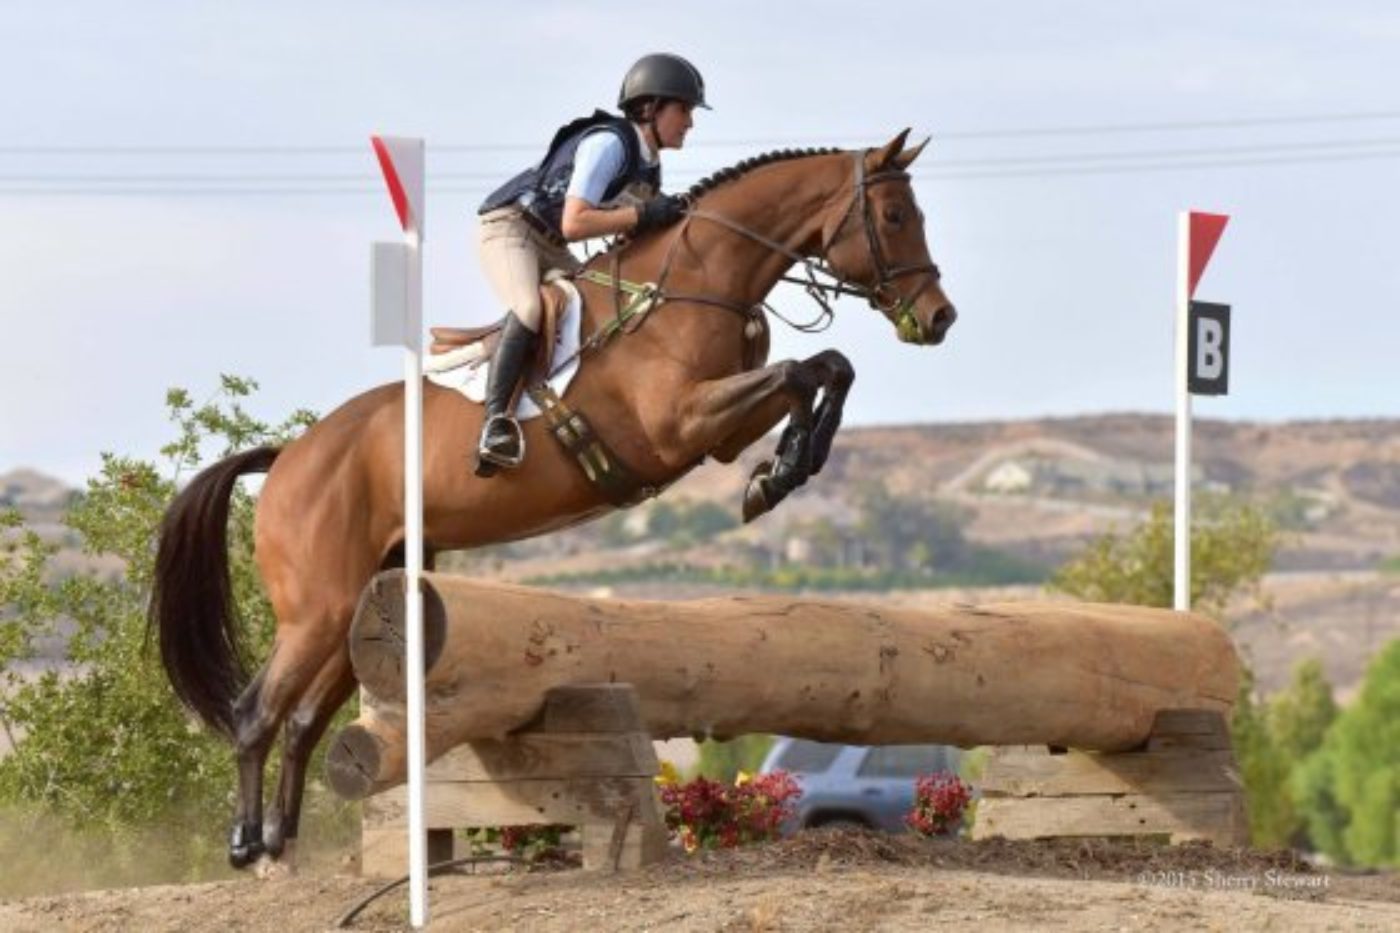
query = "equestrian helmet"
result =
(618, 53, 710, 110)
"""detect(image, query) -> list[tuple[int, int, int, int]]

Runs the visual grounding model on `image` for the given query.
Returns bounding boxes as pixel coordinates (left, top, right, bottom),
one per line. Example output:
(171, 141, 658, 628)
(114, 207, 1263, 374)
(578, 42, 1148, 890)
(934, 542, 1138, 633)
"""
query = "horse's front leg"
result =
(806, 350, 855, 476)
(673, 357, 825, 523)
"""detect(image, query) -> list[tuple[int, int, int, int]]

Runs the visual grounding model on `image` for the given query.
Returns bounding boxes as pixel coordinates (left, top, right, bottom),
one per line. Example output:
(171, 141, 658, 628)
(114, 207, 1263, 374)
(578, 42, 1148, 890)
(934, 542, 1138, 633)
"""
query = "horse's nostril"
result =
(935, 305, 957, 328)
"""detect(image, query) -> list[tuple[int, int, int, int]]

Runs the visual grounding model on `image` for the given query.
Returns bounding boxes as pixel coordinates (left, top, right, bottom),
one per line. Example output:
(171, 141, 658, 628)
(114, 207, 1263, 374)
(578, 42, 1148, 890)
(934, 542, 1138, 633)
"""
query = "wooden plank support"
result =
(972, 710, 1248, 847)
(357, 684, 668, 877)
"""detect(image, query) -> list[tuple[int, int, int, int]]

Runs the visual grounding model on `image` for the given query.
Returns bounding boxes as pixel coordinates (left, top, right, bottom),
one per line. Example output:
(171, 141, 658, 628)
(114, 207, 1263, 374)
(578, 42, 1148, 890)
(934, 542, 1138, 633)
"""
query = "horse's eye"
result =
(882, 205, 905, 226)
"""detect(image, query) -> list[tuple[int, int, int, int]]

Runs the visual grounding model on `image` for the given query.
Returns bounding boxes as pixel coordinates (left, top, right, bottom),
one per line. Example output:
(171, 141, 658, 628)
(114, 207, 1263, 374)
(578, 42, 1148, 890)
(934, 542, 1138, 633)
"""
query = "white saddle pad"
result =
(425, 279, 583, 420)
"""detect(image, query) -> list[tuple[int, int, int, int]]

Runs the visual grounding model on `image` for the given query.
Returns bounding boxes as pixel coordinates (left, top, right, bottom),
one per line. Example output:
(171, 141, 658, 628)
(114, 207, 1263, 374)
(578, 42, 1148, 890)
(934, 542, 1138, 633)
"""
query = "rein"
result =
(555, 149, 941, 377)
(683, 150, 942, 341)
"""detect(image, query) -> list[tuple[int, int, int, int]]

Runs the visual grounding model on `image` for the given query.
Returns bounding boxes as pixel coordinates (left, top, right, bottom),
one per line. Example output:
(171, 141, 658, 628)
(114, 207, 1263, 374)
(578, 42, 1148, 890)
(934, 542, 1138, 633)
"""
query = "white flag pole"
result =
(402, 221, 428, 929)
(369, 134, 428, 928)
(1173, 211, 1191, 612)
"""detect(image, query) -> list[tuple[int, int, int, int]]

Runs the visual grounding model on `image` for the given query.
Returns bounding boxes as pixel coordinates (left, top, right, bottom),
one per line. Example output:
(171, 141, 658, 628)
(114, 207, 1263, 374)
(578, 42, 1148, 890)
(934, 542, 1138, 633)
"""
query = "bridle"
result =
(656, 150, 943, 341)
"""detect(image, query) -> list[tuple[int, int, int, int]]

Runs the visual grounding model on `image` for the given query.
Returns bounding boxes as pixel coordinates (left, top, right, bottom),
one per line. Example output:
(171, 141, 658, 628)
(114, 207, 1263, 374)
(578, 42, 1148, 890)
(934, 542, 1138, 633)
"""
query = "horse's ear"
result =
(868, 129, 912, 171)
(892, 136, 930, 170)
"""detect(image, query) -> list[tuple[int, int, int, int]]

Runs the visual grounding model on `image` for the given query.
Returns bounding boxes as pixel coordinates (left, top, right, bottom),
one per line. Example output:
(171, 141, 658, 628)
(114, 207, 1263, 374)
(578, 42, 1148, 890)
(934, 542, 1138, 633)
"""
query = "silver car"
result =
(758, 738, 965, 834)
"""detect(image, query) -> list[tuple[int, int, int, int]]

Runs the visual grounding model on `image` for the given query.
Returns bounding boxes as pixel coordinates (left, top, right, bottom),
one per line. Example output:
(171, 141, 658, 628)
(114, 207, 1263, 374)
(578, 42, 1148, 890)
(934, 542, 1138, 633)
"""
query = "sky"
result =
(3, 1, 1399, 484)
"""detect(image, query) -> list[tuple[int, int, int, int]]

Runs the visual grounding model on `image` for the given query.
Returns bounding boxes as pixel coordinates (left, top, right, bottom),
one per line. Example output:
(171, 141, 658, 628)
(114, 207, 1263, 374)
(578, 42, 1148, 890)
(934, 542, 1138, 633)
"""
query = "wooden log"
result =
(331, 571, 1239, 795)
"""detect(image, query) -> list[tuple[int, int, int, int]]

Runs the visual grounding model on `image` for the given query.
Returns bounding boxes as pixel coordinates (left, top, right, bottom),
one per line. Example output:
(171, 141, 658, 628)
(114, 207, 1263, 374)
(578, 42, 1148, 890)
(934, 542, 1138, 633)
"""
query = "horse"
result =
(149, 130, 957, 871)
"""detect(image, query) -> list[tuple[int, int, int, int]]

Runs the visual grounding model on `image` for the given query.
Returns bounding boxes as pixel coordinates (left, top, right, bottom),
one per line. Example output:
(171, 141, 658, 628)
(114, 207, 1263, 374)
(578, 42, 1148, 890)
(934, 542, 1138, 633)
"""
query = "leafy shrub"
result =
(1049, 497, 1279, 617)
(0, 378, 348, 883)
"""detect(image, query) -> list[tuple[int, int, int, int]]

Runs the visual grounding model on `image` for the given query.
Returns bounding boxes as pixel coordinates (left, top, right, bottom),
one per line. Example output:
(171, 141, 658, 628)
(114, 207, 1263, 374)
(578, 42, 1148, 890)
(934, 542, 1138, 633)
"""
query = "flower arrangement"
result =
(905, 770, 972, 836)
(656, 763, 802, 852)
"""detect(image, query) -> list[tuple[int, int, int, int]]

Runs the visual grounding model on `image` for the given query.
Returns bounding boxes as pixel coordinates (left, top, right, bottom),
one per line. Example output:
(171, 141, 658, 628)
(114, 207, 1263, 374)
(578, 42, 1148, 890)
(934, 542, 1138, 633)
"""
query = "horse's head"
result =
(821, 130, 957, 345)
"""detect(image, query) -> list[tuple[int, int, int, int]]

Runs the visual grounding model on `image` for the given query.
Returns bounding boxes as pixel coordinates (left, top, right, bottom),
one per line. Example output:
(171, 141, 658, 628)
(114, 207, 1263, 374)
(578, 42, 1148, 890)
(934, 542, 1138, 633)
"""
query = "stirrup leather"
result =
(477, 413, 526, 469)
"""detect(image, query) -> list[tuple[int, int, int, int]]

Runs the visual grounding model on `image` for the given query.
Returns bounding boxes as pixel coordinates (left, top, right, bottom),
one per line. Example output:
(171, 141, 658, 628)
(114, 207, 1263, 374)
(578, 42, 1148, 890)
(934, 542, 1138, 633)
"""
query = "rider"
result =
(472, 52, 708, 476)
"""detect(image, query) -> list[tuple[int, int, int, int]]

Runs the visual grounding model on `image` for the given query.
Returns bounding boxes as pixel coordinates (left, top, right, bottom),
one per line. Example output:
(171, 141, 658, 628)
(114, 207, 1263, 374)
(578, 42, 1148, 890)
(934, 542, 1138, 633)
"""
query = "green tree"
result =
(0, 377, 335, 878)
(1270, 658, 1338, 763)
(647, 501, 681, 539)
(855, 483, 967, 574)
(1225, 659, 1340, 850)
(681, 501, 739, 540)
(1293, 638, 1400, 867)
(1232, 668, 1311, 848)
(1048, 497, 1279, 617)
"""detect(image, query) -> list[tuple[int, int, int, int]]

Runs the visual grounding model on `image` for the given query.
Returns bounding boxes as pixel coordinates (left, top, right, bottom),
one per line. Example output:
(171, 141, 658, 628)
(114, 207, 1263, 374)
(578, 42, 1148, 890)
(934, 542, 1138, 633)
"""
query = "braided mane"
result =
(686, 147, 843, 200)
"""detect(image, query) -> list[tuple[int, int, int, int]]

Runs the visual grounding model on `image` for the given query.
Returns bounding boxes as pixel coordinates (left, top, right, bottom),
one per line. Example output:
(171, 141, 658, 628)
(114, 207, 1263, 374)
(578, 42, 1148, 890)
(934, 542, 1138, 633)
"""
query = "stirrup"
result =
(477, 414, 526, 470)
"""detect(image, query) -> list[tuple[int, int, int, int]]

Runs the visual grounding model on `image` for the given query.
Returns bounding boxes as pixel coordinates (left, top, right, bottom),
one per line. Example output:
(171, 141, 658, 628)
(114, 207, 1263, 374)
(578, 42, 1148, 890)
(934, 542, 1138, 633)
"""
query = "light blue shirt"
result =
(566, 127, 658, 205)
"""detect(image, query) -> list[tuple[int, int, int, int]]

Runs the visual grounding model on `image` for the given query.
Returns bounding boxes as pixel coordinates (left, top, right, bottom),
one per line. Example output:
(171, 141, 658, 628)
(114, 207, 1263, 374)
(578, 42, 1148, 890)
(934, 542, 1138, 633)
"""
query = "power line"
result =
(933, 109, 1400, 140)
(922, 146, 1400, 180)
(8, 134, 1400, 185)
(4, 133, 1400, 195)
(4, 109, 1400, 155)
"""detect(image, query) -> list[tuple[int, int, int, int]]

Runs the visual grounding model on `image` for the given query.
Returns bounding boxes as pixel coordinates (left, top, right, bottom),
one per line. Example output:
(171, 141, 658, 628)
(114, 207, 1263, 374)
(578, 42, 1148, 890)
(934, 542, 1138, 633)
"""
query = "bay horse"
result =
(149, 130, 957, 870)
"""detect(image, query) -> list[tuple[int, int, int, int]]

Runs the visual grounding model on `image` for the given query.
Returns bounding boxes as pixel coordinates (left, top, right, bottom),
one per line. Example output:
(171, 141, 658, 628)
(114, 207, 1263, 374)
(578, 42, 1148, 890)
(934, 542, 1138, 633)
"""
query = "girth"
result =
(524, 383, 666, 507)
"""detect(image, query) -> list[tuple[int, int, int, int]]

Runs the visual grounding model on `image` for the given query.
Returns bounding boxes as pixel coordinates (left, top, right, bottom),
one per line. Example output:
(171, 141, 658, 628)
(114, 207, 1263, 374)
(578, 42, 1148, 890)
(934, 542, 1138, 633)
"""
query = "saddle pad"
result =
(425, 279, 584, 421)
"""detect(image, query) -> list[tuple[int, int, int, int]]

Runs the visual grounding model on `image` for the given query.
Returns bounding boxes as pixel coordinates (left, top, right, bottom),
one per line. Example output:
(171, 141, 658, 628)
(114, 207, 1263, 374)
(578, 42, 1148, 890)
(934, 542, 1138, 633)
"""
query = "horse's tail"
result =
(148, 445, 282, 740)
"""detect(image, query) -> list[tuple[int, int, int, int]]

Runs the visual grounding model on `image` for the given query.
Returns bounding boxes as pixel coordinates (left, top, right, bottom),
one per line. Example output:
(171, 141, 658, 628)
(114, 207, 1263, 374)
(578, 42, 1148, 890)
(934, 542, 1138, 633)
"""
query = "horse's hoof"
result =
(229, 823, 266, 869)
(742, 482, 767, 524)
(743, 475, 789, 523)
(263, 824, 285, 859)
(229, 840, 266, 869)
(742, 462, 773, 523)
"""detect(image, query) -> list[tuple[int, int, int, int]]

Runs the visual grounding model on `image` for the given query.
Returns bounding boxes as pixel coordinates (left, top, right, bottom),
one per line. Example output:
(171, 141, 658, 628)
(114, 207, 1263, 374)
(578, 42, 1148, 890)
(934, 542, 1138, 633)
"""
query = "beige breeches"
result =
(477, 208, 580, 332)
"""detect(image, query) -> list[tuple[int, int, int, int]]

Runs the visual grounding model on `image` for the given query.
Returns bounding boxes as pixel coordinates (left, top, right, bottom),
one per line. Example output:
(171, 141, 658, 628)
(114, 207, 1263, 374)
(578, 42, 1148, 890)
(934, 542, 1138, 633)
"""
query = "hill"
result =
(5, 413, 1400, 695)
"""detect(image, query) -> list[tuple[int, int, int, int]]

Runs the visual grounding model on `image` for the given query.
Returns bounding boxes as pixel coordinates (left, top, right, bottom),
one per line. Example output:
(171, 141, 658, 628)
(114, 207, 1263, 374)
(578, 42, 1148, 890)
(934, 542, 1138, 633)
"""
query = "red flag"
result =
(371, 135, 425, 236)
(1188, 212, 1229, 299)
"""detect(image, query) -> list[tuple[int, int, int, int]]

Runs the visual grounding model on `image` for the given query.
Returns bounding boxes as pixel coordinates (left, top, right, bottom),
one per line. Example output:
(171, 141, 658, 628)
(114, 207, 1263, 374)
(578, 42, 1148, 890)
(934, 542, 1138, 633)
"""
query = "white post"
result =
(402, 226, 428, 928)
(369, 134, 428, 928)
(1173, 211, 1191, 612)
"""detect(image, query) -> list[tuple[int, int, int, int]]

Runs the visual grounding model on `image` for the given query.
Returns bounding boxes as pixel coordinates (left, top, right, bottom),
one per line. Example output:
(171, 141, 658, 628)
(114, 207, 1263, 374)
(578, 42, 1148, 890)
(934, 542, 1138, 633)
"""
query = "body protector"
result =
(479, 111, 661, 239)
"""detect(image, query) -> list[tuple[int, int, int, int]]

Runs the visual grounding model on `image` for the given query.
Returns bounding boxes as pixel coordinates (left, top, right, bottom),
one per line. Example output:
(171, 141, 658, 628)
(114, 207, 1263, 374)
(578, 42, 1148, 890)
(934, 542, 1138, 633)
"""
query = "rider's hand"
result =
(633, 194, 688, 237)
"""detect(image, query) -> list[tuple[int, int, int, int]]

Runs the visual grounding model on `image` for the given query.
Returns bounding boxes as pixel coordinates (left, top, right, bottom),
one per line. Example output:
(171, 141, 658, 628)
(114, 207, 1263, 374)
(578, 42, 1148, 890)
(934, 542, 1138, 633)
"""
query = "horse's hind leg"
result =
(228, 627, 343, 868)
(261, 648, 356, 867)
(259, 547, 432, 869)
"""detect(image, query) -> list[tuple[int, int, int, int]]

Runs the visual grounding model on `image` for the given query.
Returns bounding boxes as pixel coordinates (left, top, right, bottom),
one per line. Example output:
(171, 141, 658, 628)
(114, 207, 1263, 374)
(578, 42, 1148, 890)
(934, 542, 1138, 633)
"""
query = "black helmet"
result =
(618, 53, 710, 110)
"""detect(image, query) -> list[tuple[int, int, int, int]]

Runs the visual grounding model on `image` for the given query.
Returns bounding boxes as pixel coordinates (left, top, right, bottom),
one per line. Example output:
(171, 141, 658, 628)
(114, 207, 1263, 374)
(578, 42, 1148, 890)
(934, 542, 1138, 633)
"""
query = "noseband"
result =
(823, 153, 943, 341)
(669, 150, 942, 339)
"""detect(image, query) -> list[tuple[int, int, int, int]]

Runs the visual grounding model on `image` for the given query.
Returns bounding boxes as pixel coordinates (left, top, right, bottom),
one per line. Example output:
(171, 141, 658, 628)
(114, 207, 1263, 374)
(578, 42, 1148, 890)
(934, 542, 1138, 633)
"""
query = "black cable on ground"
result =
(333, 854, 528, 929)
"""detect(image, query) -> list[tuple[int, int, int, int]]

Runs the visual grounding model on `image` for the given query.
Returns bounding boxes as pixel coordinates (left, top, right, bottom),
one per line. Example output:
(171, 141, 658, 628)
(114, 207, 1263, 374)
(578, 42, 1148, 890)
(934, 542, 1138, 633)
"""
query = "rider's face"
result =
(653, 100, 695, 150)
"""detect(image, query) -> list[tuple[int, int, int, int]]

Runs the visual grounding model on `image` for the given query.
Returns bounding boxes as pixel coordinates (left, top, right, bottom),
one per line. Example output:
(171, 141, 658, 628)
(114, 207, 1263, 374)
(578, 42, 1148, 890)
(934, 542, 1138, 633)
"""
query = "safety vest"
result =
(478, 110, 662, 238)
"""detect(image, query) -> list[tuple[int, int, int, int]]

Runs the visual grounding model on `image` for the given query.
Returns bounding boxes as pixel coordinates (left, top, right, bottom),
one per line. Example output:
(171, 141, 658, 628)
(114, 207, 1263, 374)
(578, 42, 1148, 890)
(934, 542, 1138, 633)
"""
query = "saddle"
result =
(428, 279, 571, 382)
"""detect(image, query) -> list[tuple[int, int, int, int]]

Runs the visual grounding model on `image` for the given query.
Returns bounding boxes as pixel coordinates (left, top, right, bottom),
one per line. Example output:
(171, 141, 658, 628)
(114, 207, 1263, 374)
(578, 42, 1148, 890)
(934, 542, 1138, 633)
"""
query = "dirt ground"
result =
(2, 833, 1397, 932)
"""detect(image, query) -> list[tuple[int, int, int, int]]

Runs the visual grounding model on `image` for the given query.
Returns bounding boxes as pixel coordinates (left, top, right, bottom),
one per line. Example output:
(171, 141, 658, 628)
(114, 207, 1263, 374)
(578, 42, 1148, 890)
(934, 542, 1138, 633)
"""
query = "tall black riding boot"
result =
(475, 312, 539, 477)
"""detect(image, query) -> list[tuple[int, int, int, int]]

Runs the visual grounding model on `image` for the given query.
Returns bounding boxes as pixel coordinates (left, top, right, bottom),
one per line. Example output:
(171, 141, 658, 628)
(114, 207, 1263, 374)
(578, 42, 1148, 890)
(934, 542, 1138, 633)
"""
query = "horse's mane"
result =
(686, 147, 843, 201)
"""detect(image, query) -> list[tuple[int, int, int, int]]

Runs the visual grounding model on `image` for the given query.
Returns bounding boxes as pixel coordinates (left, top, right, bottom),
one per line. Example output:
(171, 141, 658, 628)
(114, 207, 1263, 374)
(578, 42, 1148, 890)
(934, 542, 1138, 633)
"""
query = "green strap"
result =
(575, 269, 664, 345)
(576, 268, 652, 297)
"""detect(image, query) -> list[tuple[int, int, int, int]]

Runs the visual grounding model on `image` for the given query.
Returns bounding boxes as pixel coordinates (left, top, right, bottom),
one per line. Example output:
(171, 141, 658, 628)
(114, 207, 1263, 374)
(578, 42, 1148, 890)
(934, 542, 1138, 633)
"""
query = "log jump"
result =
(326, 570, 1240, 800)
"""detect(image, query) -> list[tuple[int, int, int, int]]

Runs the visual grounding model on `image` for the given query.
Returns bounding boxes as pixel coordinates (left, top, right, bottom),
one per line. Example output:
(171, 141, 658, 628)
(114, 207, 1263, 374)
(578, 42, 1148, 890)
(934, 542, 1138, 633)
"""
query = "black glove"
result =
(633, 194, 687, 237)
